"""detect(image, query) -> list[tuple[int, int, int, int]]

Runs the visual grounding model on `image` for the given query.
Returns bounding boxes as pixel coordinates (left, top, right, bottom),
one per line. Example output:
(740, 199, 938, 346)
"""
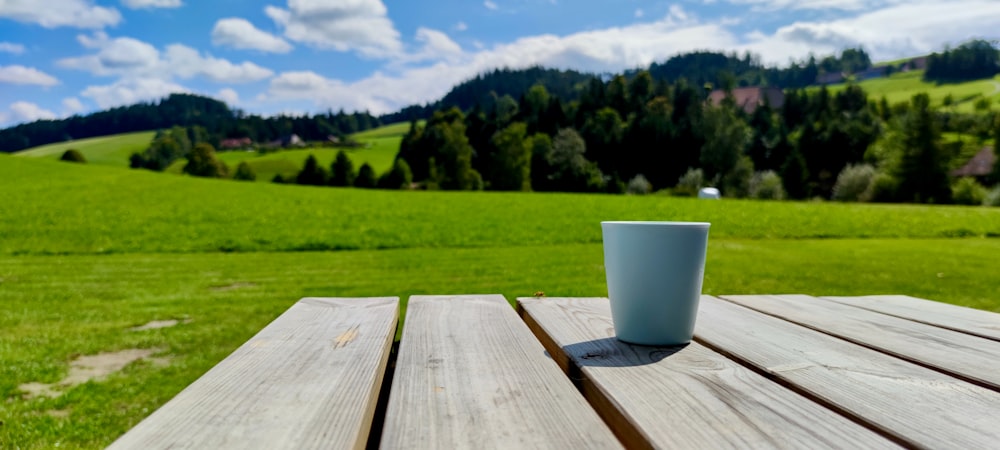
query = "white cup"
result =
(602, 221, 710, 346)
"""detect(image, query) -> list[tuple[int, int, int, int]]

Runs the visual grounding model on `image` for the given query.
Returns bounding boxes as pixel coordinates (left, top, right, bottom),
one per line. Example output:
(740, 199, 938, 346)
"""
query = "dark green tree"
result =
(699, 104, 751, 180)
(378, 158, 413, 189)
(354, 163, 377, 188)
(59, 149, 86, 163)
(296, 154, 328, 186)
(489, 122, 532, 191)
(233, 161, 256, 181)
(548, 128, 605, 192)
(183, 143, 229, 178)
(330, 150, 356, 186)
(892, 93, 951, 203)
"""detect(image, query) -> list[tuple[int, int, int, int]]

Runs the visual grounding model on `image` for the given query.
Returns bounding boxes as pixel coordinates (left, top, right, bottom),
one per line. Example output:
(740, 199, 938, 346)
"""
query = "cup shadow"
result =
(559, 337, 689, 368)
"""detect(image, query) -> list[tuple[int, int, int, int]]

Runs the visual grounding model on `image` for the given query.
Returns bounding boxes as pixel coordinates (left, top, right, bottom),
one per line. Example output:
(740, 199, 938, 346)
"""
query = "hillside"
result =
(13, 131, 155, 167)
(827, 70, 1000, 112)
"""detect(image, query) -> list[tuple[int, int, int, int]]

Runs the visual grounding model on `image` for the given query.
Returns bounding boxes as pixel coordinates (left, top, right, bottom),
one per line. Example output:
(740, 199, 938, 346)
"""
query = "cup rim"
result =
(602, 221, 710, 227)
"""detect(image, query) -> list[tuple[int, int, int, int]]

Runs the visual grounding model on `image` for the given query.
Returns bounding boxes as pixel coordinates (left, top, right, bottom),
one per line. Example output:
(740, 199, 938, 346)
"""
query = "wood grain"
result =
(721, 294, 1000, 390)
(108, 297, 398, 450)
(823, 295, 1000, 342)
(698, 295, 1000, 449)
(380, 295, 621, 450)
(517, 297, 898, 450)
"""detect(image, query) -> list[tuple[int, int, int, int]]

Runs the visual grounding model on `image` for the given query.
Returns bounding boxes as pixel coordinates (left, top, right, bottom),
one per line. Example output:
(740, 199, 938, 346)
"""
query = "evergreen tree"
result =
(330, 150, 356, 186)
(355, 163, 378, 188)
(892, 93, 952, 203)
(296, 154, 328, 186)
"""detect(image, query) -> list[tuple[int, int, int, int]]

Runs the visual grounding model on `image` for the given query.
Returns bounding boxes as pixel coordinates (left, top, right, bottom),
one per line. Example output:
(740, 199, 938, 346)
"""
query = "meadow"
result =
(828, 70, 1000, 112)
(12, 131, 155, 167)
(2, 153, 1000, 448)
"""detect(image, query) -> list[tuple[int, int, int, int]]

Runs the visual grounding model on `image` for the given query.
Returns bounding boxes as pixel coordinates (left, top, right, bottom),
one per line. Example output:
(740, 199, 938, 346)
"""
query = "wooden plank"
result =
(697, 295, 1000, 449)
(823, 295, 1000, 342)
(109, 297, 399, 450)
(721, 294, 1000, 391)
(380, 295, 621, 450)
(517, 297, 898, 450)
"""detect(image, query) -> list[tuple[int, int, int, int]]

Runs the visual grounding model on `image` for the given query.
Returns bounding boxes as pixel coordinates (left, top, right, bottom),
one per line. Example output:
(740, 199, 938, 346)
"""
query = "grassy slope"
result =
(12, 131, 155, 167)
(827, 70, 1000, 112)
(3, 144, 1000, 447)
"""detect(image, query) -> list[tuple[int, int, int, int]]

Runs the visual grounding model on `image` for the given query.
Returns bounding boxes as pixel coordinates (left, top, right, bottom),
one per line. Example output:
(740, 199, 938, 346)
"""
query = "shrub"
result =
(183, 143, 229, 178)
(832, 164, 876, 202)
(233, 161, 256, 181)
(984, 186, 1000, 206)
(749, 171, 786, 200)
(626, 174, 652, 195)
(721, 156, 754, 198)
(354, 163, 377, 188)
(378, 159, 413, 189)
(951, 177, 986, 205)
(674, 168, 704, 196)
(59, 149, 86, 163)
(296, 154, 328, 186)
(271, 174, 285, 184)
(865, 172, 899, 203)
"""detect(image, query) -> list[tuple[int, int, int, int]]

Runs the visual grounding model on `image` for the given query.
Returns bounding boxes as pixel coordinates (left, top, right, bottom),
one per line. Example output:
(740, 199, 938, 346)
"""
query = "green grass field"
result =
(828, 70, 1000, 112)
(12, 131, 155, 167)
(3, 148, 1000, 448)
(13, 125, 405, 183)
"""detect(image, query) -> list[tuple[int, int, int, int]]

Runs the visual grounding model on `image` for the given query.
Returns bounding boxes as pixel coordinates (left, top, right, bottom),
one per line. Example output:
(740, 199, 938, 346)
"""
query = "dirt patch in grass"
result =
(18, 348, 165, 399)
(129, 318, 190, 331)
(210, 282, 256, 292)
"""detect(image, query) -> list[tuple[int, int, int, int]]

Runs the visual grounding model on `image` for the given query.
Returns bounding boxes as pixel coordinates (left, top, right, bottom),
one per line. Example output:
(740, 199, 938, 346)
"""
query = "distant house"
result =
(902, 56, 929, 72)
(707, 87, 785, 114)
(853, 66, 888, 81)
(816, 72, 846, 85)
(951, 147, 997, 183)
(268, 134, 305, 148)
(220, 137, 253, 150)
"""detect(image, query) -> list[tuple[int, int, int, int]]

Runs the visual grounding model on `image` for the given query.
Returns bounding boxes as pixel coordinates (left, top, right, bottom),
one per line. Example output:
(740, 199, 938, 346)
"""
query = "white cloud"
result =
(212, 18, 293, 53)
(121, 0, 182, 9)
(727, 0, 876, 11)
(484, 1, 498, 10)
(454, 21, 468, 31)
(0, 0, 121, 28)
(0, 42, 25, 54)
(394, 28, 463, 65)
(216, 88, 240, 106)
(0, 65, 59, 86)
(635, 9, 644, 18)
(62, 97, 86, 115)
(164, 44, 273, 83)
(58, 33, 273, 83)
(740, 0, 1000, 64)
(3, 101, 57, 124)
(81, 78, 189, 109)
(265, 0, 402, 58)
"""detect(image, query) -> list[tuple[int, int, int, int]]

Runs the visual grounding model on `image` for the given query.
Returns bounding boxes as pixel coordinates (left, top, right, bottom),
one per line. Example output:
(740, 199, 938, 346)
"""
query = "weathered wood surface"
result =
(108, 297, 399, 450)
(697, 295, 1000, 449)
(823, 295, 1000, 342)
(721, 294, 1000, 390)
(380, 295, 621, 450)
(517, 297, 897, 450)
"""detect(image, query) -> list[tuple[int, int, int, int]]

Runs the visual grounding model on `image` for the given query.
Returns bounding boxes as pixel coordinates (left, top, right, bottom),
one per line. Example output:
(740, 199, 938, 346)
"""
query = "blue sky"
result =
(1, 0, 999, 127)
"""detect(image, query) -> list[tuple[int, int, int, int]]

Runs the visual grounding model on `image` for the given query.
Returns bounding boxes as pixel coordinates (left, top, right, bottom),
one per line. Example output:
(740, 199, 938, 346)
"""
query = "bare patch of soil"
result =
(210, 282, 256, 292)
(18, 348, 164, 399)
(129, 318, 190, 331)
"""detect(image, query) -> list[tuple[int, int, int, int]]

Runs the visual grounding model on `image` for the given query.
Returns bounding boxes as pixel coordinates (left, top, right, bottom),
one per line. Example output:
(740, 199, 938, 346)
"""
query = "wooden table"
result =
(109, 294, 1000, 449)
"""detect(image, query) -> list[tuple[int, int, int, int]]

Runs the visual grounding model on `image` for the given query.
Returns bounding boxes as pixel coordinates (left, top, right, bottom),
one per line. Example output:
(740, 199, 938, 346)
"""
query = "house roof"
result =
(951, 147, 997, 177)
(708, 87, 785, 114)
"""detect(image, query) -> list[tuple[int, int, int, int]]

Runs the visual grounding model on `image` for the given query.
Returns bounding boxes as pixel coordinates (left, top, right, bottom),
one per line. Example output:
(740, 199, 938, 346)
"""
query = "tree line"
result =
(388, 72, 1000, 205)
(924, 39, 1000, 83)
(0, 94, 382, 153)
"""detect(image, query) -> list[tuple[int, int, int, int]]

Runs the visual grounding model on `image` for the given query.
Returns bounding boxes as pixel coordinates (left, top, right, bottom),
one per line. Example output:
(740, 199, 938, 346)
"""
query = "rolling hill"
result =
(827, 70, 1000, 112)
